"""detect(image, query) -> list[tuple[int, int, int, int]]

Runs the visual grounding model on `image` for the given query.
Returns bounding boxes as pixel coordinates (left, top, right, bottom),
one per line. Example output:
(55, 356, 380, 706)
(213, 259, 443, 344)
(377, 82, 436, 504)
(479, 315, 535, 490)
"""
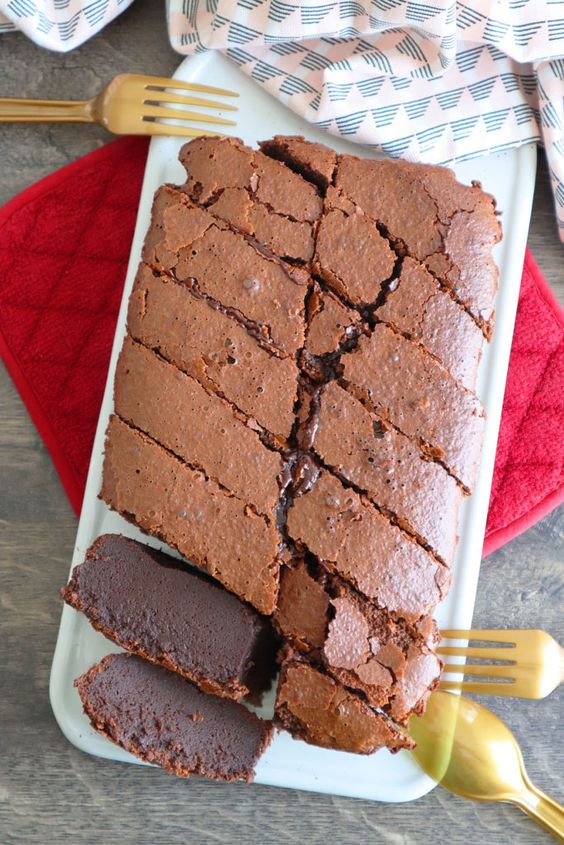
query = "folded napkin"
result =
(0, 137, 562, 557)
(0, 1, 133, 48)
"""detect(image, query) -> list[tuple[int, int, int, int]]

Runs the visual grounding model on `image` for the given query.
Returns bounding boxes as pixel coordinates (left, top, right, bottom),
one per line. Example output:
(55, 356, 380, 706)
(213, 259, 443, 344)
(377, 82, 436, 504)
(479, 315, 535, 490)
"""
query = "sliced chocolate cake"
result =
(97, 134, 500, 756)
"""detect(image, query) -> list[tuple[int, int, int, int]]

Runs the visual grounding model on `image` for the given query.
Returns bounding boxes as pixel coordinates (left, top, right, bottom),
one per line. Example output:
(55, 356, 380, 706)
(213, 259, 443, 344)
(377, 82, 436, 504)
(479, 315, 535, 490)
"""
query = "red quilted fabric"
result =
(483, 250, 564, 555)
(0, 137, 562, 558)
(0, 138, 147, 510)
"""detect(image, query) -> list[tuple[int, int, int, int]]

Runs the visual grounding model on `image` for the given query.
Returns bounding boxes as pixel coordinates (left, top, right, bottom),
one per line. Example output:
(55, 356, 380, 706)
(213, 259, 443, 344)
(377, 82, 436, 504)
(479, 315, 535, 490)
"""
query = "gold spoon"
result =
(409, 690, 564, 841)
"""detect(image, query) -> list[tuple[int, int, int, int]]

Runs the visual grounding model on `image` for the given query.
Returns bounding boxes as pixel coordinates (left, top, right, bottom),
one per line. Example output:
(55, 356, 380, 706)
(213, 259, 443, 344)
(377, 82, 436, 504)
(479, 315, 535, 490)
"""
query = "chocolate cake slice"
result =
(287, 470, 450, 622)
(127, 264, 298, 444)
(114, 336, 283, 517)
(374, 257, 484, 390)
(101, 416, 280, 615)
(274, 562, 442, 724)
(76, 654, 273, 782)
(62, 535, 277, 701)
(172, 222, 308, 357)
(275, 651, 413, 754)
(341, 323, 485, 491)
(307, 380, 463, 566)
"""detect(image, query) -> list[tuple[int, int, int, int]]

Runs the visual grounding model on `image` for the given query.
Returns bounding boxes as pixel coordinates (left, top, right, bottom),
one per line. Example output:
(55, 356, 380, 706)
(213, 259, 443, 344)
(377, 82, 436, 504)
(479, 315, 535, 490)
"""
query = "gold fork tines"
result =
(0, 73, 238, 137)
(438, 628, 564, 699)
(140, 74, 239, 98)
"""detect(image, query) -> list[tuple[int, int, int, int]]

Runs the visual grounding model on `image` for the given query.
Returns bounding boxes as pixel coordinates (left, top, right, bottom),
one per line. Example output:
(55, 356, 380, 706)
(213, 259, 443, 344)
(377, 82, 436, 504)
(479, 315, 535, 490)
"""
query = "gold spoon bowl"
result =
(409, 691, 564, 841)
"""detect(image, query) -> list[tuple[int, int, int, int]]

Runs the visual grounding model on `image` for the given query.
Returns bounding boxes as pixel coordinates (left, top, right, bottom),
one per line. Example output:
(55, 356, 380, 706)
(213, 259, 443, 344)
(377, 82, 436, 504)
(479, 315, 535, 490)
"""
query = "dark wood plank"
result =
(0, 2, 562, 842)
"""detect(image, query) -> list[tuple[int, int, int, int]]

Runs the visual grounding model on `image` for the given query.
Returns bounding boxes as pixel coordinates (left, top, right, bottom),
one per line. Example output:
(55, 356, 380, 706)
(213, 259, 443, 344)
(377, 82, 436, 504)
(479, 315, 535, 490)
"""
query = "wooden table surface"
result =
(0, 3, 562, 843)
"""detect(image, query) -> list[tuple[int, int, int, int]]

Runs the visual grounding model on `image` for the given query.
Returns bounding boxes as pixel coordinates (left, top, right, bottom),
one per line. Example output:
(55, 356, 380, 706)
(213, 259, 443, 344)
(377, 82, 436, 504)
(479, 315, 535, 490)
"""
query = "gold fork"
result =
(439, 629, 564, 698)
(0, 73, 238, 137)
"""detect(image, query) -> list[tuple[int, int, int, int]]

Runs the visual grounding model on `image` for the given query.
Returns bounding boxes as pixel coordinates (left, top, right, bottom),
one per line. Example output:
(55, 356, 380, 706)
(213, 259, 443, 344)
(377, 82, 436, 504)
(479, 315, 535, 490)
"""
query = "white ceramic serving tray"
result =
(50, 51, 536, 803)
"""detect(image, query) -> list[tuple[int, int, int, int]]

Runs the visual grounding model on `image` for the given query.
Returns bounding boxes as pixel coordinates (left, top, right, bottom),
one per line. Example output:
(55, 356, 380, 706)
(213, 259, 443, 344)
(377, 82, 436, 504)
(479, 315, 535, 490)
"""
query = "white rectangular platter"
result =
(50, 50, 536, 803)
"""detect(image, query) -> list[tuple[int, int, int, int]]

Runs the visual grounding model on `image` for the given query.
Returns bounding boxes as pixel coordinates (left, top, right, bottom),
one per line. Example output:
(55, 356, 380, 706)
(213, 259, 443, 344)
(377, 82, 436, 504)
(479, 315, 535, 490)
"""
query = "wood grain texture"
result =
(0, 2, 562, 842)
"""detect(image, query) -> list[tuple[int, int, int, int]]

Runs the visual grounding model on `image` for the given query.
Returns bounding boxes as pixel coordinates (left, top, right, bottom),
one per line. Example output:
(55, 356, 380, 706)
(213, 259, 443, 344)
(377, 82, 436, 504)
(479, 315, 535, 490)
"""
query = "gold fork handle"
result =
(0, 98, 93, 123)
(512, 783, 564, 842)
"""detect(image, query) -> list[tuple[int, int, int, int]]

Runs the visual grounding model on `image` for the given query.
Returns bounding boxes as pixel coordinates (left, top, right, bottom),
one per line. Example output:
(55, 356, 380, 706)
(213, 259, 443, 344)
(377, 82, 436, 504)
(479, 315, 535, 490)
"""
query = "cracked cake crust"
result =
(305, 380, 463, 566)
(275, 650, 414, 753)
(114, 336, 284, 517)
(127, 264, 299, 443)
(274, 561, 442, 724)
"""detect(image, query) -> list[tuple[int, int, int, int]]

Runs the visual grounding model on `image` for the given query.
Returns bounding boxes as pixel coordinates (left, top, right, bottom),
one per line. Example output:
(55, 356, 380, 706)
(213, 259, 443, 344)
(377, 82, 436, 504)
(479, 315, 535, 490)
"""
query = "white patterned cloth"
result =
(2, 1, 564, 238)
(0, 1, 133, 49)
(168, 0, 564, 241)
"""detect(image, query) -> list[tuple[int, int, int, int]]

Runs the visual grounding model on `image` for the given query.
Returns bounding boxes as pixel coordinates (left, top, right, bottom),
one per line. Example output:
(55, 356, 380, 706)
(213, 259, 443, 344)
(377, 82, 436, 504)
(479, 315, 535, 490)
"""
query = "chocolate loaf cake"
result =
(62, 534, 277, 701)
(99, 134, 500, 754)
(76, 654, 273, 782)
